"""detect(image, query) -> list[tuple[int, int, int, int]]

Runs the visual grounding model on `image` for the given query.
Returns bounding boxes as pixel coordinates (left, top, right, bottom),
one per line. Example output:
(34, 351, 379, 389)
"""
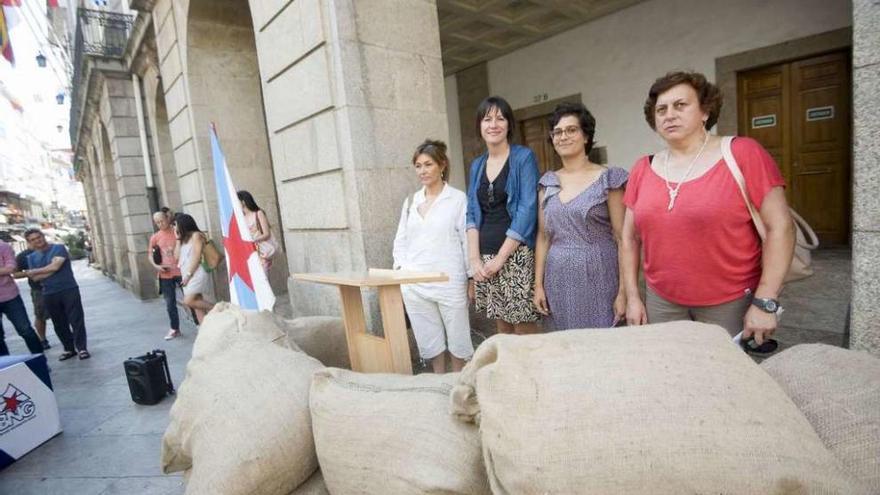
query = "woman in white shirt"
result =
(393, 140, 474, 373)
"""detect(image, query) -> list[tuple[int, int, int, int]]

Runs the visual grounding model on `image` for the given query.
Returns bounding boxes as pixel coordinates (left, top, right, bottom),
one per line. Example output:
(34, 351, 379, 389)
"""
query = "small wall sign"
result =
(806, 106, 834, 121)
(751, 114, 777, 129)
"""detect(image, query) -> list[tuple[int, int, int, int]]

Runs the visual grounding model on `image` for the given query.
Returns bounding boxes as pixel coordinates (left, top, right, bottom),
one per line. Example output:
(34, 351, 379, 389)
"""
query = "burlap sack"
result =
(761, 344, 880, 492)
(311, 369, 490, 494)
(161, 307, 323, 495)
(276, 316, 350, 369)
(451, 321, 866, 494)
(289, 469, 329, 495)
(193, 302, 301, 358)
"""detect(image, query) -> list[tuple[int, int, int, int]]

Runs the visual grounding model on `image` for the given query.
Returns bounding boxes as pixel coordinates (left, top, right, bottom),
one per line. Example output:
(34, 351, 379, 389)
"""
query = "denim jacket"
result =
(465, 144, 540, 249)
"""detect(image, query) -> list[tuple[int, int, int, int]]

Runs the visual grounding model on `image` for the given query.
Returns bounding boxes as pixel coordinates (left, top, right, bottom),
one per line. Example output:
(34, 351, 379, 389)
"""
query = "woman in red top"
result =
(621, 71, 795, 349)
(149, 208, 183, 340)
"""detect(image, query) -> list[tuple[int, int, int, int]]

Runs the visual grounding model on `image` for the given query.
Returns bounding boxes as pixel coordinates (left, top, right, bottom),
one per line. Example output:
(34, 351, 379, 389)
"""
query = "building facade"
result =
(68, 0, 879, 354)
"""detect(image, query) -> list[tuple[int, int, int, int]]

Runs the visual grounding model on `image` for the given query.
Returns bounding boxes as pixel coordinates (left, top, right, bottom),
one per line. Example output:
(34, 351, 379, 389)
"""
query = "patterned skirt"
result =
(474, 245, 540, 324)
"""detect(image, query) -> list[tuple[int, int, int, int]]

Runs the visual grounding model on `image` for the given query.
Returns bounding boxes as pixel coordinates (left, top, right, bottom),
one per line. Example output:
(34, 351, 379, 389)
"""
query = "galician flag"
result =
(210, 123, 275, 311)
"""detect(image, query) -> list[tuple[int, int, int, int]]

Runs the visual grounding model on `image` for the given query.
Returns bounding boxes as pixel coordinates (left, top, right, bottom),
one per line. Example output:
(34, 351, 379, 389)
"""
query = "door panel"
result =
(738, 51, 851, 246)
(791, 52, 850, 245)
(519, 116, 559, 174)
(738, 64, 791, 186)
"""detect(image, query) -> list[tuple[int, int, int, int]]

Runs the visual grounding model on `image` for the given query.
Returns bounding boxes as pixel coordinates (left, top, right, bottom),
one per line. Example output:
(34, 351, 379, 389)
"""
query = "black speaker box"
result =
(124, 349, 174, 405)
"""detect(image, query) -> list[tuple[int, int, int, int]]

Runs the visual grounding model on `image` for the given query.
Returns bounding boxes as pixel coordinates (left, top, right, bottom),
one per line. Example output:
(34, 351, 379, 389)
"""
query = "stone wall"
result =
(250, 0, 449, 317)
(851, 0, 880, 355)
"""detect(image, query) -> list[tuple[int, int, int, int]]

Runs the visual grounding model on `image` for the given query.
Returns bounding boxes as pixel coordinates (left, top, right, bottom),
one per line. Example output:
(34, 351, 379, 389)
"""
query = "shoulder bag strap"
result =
(720, 136, 767, 241)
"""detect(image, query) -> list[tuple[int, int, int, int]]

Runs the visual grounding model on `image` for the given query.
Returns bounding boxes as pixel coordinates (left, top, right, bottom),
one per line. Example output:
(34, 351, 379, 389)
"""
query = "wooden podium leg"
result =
(377, 285, 413, 374)
(338, 285, 366, 372)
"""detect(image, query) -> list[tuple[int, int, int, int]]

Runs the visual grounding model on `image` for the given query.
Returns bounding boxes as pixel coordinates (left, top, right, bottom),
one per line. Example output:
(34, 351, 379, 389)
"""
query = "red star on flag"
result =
(3, 394, 19, 414)
(223, 215, 255, 290)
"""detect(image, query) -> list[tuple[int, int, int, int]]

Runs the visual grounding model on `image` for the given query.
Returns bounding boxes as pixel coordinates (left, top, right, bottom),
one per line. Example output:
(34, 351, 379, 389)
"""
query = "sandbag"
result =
(311, 368, 490, 494)
(761, 344, 880, 492)
(276, 316, 350, 369)
(451, 321, 866, 494)
(162, 332, 323, 494)
(289, 469, 329, 495)
(193, 302, 301, 358)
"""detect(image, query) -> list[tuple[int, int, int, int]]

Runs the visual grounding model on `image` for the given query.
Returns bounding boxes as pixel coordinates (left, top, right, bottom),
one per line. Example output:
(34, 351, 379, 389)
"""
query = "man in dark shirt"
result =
(14, 247, 51, 349)
(23, 229, 90, 360)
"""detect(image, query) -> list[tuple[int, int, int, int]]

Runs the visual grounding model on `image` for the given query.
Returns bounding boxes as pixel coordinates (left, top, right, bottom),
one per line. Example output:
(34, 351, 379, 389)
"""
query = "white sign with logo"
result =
(0, 359, 62, 467)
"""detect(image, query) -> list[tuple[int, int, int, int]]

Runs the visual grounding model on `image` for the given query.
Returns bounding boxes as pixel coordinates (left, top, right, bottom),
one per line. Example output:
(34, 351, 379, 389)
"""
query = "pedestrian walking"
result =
(174, 213, 215, 324)
(620, 71, 795, 350)
(466, 95, 541, 335)
(14, 247, 51, 349)
(533, 102, 628, 330)
(237, 190, 278, 275)
(150, 208, 183, 340)
(23, 229, 90, 360)
(393, 139, 473, 373)
(0, 240, 44, 356)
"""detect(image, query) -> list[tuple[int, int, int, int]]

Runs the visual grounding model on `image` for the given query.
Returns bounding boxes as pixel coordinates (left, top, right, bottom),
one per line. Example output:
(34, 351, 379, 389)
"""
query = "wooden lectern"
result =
(292, 269, 448, 374)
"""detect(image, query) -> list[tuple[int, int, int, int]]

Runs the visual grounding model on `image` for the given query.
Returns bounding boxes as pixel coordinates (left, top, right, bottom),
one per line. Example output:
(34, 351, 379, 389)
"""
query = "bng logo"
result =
(0, 384, 36, 434)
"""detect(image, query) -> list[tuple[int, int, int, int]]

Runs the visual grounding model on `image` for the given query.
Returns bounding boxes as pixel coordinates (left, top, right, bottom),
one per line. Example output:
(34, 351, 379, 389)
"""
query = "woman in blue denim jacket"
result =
(466, 96, 541, 334)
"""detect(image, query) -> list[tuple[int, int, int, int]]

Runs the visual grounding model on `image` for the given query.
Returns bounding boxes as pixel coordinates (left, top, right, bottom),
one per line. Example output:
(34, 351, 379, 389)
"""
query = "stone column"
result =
(92, 124, 124, 280)
(455, 62, 490, 175)
(250, 0, 448, 317)
(85, 152, 113, 275)
(851, 0, 880, 355)
(102, 74, 157, 299)
(80, 166, 106, 269)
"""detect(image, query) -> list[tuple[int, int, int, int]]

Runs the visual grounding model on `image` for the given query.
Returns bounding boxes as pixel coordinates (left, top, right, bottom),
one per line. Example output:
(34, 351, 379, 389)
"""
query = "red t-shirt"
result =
(149, 229, 181, 279)
(623, 137, 785, 306)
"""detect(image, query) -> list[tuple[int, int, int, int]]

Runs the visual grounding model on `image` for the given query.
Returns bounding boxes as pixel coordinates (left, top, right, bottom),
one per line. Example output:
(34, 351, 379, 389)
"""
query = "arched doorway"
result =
(143, 65, 183, 212)
(186, 0, 285, 291)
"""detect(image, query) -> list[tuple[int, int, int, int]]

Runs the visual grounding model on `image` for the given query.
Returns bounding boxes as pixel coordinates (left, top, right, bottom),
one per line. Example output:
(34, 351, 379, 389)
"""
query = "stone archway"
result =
(185, 0, 286, 291)
(142, 64, 183, 212)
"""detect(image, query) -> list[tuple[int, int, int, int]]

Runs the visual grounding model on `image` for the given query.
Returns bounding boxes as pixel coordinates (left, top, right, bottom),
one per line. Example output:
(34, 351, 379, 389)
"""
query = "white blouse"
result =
(392, 183, 471, 287)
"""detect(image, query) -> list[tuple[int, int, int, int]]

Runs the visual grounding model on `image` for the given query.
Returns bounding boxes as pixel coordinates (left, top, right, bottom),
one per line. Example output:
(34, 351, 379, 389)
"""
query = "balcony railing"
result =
(69, 8, 135, 146)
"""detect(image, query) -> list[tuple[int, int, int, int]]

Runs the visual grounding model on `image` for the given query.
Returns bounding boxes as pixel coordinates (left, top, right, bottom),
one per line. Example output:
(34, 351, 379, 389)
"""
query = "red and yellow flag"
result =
(0, 6, 13, 65)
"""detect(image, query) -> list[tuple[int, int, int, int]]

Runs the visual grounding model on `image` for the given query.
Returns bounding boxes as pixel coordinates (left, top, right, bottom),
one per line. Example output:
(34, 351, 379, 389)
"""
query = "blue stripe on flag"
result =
(210, 127, 233, 237)
(232, 272, 258, 310)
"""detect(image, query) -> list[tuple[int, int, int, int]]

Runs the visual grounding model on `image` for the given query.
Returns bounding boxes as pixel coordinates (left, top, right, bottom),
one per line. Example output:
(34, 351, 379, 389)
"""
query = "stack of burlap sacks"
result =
(162, 304, 879, 494)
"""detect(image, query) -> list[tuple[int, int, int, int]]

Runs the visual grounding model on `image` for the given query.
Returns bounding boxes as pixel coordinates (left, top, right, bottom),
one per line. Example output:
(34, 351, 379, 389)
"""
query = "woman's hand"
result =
(626, 297, 647, 326)
(481, 256, 505, 279)
(470, 258, 486, 282)
(742, 305, 777, 345)
(181, 274, 190, 287)
(467, 279, 476, 305)
(533, 285, 550, 315)
(613, 291, 626, 325)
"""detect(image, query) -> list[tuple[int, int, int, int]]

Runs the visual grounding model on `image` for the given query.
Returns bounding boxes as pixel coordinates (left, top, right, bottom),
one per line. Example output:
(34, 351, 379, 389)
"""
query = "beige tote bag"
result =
(720, 136, 819, 283)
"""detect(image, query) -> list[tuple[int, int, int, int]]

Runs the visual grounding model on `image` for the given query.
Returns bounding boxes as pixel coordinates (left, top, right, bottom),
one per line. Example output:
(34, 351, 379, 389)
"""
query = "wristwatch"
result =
(751, 297, 782, 314)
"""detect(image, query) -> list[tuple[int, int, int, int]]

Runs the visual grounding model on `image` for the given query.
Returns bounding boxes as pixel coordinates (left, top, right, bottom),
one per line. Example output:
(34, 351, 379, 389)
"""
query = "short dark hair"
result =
(547, 102, 597, 155)
(475, 96, 516, 143)
(172, 213, 201, 243)
(643, 71, 723, 131)
(412, 139, 450, 181)
(24, 228, 43, 240)
(237, 190, 261, 212)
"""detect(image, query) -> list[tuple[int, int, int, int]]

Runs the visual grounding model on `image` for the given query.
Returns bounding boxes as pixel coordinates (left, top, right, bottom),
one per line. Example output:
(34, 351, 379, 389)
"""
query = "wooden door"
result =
(518, 115, 560, 174)
(738, 51, 851, 245)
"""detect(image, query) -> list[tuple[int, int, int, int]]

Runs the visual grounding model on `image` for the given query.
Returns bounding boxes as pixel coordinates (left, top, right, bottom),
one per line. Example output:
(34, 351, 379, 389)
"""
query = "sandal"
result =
(58, 351, 77, 361)
(78, 350, 91, 360)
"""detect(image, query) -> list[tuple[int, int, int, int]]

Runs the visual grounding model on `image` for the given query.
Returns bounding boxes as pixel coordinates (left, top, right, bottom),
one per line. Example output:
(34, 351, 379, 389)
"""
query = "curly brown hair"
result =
(643, 71, 723, 131)
(412, 139, 450, 181)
